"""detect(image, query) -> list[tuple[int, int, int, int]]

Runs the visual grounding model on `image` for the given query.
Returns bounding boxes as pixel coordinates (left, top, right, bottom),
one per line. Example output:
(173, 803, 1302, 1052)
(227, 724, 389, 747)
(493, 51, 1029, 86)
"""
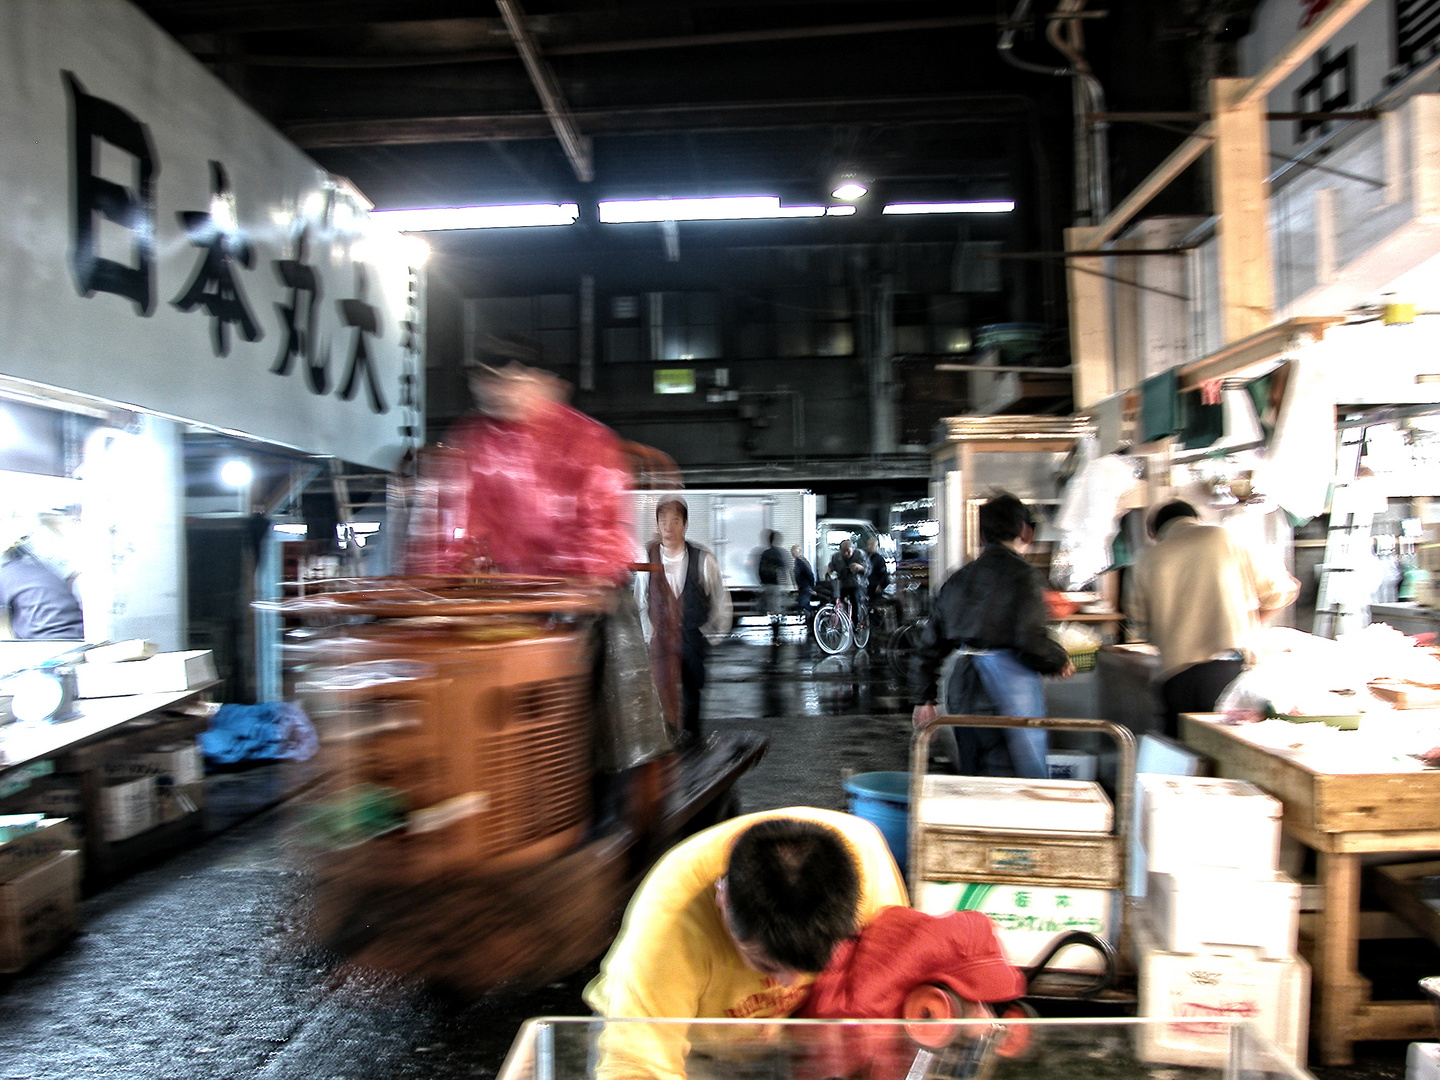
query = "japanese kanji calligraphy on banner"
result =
(0, 0, 424, 472)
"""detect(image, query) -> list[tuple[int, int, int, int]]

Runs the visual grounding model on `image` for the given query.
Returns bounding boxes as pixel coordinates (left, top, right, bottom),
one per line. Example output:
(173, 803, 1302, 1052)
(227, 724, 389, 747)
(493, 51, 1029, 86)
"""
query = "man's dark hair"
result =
(656, 497, 688, 525)
(725, 819, 860, 973)
(768, 530, 782, 546)
(978, 492, 1034, 545)
(1150, 500, 1198, 538)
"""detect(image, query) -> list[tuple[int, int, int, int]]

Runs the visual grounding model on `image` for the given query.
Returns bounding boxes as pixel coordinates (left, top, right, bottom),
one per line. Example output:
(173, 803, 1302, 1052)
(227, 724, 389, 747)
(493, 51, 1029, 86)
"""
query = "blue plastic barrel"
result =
(844, 771, 910, 871)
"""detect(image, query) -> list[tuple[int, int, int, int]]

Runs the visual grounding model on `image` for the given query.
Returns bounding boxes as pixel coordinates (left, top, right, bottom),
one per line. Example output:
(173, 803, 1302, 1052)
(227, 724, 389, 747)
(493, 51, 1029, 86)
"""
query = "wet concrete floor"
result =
(0, 636, 1420, 1079)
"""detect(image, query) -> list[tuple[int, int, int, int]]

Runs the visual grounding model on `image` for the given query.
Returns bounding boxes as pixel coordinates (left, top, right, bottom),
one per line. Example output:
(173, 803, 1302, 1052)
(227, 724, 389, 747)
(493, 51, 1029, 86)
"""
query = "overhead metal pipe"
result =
(495, 0, 593, 182)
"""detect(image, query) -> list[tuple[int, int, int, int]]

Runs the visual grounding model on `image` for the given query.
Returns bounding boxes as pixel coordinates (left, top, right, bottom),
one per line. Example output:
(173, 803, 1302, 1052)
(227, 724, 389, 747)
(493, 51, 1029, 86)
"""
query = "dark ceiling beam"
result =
(187, 14, 1000, 68)
(141, 0, 955, 35)
(286, 94, 1031, 149)
(495, 0, 593, 182)
(139, 1, 489, 34)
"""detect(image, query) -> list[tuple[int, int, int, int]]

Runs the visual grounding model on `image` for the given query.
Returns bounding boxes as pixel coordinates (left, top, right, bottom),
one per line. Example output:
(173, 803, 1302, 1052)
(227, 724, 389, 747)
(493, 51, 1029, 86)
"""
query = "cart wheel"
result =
(813, 605, 852, 655)
(902, 984, 966, 1049)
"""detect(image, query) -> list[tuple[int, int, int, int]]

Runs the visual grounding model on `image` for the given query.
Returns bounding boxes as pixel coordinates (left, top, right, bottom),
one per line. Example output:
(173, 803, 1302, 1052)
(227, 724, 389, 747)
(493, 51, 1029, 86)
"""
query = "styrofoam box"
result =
(75, 650, 216, 698)
(1140, 775, 1281, 875)
(1046, 751, 1098, 781)
(1409, 1042, 1440, 1080)
(914, 879, 1115, 973)
(1145, 869, 1300, 960)
(917, 775, 1112, 833)
(1135, 922, 1309, 1068)
(100, 776, 156, 842)
(104, 742, 203, 787)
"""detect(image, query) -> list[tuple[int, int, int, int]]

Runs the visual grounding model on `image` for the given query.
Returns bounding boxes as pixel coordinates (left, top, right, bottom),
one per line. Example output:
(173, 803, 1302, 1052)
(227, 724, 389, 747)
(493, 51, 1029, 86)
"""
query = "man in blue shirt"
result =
(0, 546, 84, 640)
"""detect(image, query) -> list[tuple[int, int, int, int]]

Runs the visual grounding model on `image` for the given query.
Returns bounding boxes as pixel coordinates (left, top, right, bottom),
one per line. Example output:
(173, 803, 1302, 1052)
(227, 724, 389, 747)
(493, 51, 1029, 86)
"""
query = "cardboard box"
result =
(100, 776, 156, 841)
(917, 775, 1113, 833)
(1134, 922, 1309, 1068)
(914, 878, 1115, 973)
(16, 776, 85, 819)
(0, 815, 43, 842)
(157, 780, 205, 825)
(1140, 775, 1281, 876)
(0, 818, 80, 883)
(1144, 869, 1300, 960)
(0, 849, 81, 973)
(104, 741, 204, 786)
(75, 650, 216, 698)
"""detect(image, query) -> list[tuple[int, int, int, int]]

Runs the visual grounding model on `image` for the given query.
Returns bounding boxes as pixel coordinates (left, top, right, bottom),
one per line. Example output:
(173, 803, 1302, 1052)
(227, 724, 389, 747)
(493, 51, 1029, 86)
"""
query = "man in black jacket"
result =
(790, 544, 815, 615)
(910, 493, 1073, 777)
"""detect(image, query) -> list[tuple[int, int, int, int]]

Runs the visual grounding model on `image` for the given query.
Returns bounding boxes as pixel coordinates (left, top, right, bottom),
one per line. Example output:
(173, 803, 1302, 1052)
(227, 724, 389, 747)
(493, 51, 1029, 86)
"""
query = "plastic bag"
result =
(1214, 646, 1363, 724)
(200, 702, 319, 764)
(592, 585, 675, 772)
(1051, 440, 1146, 590)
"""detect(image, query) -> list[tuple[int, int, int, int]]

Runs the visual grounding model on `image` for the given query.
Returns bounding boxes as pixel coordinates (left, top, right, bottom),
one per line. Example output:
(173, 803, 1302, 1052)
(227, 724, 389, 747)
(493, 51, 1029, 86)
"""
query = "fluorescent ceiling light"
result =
(825, 205, 858, 216)
(598, 196, 827, 223)
(882, 201, 1015, 215)
(370, 203, 580, 231)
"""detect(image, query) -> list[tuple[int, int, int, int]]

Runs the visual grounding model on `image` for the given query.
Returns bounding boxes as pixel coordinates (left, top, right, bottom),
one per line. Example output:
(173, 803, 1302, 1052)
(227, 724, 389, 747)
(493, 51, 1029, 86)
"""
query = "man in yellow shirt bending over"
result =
(584, 806, 909, 1080)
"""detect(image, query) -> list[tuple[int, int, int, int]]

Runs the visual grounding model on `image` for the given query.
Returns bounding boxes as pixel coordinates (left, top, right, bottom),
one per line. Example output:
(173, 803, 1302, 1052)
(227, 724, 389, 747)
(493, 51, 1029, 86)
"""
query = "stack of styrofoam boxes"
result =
(102, 740, 206, 833)
(1135, 775, 1309, 1068)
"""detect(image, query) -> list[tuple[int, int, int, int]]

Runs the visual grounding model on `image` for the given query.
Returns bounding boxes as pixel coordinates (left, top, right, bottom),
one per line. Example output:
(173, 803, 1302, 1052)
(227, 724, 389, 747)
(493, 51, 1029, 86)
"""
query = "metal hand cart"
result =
(909, 715, 1137, 1004)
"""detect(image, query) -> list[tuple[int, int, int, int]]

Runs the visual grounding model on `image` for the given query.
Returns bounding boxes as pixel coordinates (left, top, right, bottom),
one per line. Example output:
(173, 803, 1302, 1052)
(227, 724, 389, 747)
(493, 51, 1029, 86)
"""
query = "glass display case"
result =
(498, 1016, 1314, 1080)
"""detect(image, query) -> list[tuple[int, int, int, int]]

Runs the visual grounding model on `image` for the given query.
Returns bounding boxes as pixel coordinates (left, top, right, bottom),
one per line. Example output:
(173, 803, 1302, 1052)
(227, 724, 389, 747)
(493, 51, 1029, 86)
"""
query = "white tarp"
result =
(0, 0, 424, 472)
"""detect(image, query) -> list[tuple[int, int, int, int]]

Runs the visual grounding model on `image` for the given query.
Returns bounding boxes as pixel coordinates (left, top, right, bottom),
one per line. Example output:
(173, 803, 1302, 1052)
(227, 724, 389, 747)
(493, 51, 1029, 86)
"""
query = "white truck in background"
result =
(816, 518, 897, 579)
(628, 488, 817, 592)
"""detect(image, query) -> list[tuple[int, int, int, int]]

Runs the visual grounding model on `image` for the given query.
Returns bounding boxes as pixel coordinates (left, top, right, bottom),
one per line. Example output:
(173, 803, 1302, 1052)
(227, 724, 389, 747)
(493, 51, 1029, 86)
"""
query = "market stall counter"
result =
(0, 671, 218, 888)
(1180, 710, 1440, 1065)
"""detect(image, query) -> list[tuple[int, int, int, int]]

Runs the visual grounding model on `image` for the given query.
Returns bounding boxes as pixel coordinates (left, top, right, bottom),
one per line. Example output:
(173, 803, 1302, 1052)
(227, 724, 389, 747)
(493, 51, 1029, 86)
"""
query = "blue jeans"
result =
(970, 649, 1049, 779)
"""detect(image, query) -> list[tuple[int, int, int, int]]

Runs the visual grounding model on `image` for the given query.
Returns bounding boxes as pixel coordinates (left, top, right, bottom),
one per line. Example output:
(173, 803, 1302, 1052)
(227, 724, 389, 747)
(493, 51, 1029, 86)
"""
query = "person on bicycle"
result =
(828, 539, 869, 628)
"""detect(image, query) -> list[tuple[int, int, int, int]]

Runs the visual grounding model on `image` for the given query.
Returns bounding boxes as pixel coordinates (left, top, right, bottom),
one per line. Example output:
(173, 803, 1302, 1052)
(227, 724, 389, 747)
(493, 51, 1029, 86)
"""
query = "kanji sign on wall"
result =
(0, 0, 424, 471)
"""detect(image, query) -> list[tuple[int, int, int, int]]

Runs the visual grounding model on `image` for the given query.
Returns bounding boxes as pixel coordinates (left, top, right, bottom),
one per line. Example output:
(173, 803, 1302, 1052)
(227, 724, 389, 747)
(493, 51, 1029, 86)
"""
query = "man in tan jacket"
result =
(1128, 501, 1299, 736)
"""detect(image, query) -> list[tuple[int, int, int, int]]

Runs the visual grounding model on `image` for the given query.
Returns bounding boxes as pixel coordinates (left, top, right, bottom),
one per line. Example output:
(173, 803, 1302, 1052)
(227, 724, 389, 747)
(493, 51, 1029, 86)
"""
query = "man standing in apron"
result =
(642, 497, 732, 746)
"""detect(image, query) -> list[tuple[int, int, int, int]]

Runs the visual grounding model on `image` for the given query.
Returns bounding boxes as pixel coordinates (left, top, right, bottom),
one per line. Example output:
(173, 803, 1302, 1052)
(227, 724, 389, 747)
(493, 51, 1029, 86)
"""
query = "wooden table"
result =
(1181, 713, 1440, 1065)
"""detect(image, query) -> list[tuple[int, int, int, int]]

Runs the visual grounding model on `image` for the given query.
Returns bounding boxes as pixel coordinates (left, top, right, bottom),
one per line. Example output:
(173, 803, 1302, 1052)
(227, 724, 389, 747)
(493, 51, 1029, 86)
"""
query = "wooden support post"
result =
(1065, 225, 1113, 410)
(1211, 78, 1274, 343)
(1316, 850, 1367, 1065)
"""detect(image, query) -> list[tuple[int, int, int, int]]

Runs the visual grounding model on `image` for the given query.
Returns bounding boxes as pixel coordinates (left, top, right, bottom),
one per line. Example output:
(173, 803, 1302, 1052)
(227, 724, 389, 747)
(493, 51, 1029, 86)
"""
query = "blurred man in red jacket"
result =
(410, 361, 632, 584)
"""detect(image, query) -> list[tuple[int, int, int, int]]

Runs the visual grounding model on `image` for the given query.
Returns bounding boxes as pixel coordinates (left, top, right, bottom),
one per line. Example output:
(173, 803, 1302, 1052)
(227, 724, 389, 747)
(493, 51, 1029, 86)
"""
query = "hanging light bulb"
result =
(830, 171, 870, 201)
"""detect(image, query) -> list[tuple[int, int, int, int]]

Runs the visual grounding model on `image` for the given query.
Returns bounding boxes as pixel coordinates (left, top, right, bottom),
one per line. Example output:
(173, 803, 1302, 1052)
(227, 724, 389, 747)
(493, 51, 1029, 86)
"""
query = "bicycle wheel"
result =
(852, 613, 871, 650)
(812, 605, 853, 655)
(887, 617, 928, 679)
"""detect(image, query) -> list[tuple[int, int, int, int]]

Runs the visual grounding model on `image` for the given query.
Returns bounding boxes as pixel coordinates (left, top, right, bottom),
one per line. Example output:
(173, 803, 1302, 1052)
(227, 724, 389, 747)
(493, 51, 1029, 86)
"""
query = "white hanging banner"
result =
(0, 0, 424, 472)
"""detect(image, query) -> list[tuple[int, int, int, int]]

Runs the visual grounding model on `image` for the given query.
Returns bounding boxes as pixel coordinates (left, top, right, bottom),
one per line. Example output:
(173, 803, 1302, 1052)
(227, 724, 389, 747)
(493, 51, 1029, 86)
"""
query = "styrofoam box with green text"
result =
(914, 879, 1115, 973)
